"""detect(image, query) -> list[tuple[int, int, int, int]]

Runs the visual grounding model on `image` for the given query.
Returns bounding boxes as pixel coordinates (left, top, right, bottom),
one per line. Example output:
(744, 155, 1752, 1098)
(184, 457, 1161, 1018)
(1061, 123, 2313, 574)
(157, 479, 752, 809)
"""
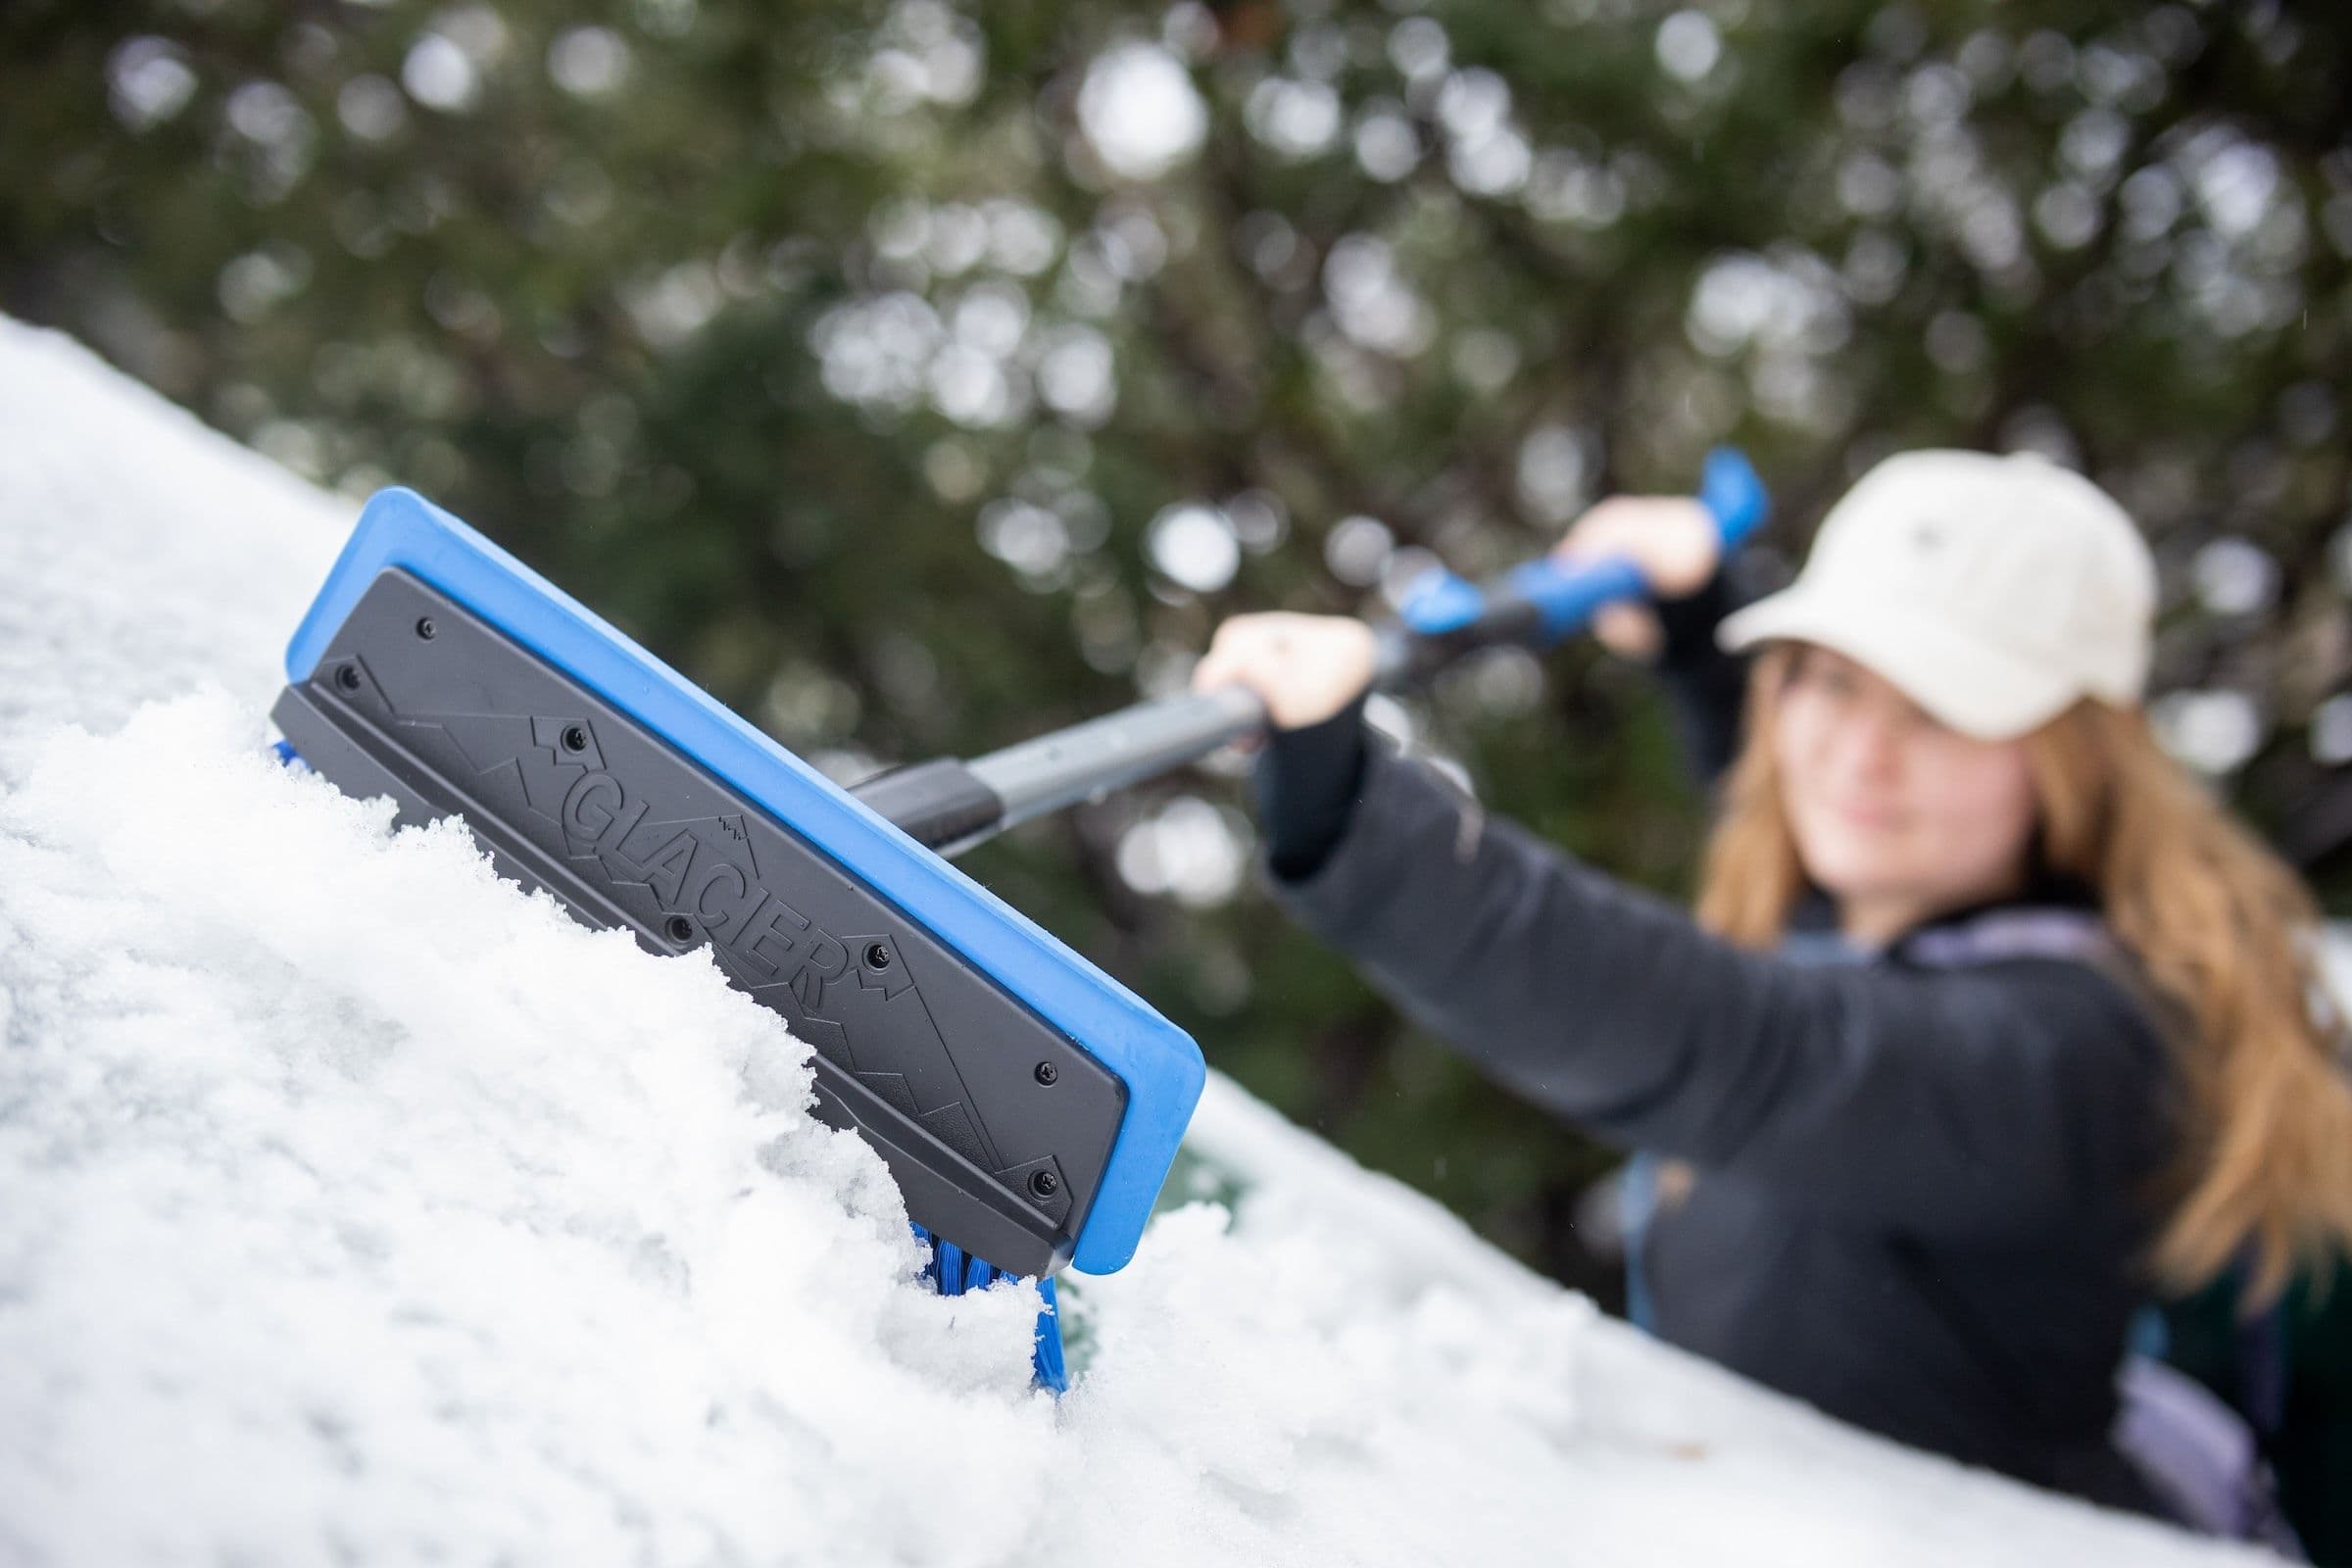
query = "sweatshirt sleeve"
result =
(1267, 745, 2171, 1239)
(1651, 570, 1752, 792)
(1253, 694, 1369, 882)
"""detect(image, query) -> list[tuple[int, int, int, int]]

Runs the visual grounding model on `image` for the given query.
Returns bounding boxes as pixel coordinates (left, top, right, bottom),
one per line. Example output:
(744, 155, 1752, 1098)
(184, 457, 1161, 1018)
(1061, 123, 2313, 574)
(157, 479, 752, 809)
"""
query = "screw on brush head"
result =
(1033, 1061, 1058, 1086)
(561, 724, 589, 754)
(1027, 1169, 1059, 1200)
(664, 914, 694, 944)
(415, 616, 437, 639)
(863, 942, 892, 971)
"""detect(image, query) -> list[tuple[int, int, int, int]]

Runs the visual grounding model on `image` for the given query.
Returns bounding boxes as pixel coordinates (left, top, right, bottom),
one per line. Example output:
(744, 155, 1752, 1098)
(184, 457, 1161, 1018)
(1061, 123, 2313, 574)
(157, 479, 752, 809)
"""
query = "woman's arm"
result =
(1270, 743, 2172, 1238)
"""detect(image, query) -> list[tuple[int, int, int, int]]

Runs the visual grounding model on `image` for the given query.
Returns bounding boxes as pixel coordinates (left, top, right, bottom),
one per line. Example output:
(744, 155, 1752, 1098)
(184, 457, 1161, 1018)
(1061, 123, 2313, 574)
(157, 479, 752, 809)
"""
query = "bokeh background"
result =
(6, 0, 2350, 1313)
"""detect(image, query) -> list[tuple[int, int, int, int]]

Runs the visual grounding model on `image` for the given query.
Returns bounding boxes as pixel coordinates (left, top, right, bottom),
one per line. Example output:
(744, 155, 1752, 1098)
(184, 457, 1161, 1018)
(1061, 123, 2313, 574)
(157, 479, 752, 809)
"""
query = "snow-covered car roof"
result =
(0, 317, 2273, 1566)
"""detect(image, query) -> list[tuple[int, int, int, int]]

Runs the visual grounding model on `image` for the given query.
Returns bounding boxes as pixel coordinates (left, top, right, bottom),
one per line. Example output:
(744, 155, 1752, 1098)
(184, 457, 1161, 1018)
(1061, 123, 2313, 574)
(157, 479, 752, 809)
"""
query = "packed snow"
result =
(0, 317, 2278, 1565)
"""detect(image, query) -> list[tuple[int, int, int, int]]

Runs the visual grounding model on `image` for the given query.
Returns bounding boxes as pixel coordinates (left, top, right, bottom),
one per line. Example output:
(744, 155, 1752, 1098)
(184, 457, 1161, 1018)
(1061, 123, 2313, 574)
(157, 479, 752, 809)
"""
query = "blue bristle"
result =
(910, 1224, 1066, 1392)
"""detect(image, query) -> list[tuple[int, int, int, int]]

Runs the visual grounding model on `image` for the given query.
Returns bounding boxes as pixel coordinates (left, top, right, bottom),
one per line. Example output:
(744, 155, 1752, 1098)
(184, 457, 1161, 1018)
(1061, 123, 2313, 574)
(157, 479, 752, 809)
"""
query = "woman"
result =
(1193, 450, 2352, 1517)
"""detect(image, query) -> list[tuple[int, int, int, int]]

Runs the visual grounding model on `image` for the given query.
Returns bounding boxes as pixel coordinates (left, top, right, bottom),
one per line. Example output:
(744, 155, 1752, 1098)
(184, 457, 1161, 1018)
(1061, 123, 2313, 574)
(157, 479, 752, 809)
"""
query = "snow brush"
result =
(271, 496, 1205, 1393)
(858, 448, 1770, 858)
(270, 449, 1761, 1390)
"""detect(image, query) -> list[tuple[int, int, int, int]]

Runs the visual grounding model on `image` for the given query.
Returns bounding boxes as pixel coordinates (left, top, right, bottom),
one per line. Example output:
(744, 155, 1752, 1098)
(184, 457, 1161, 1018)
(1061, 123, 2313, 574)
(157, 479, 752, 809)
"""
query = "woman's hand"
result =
(1192, 612, 1377, 733)
(1550, 496, 1719, 661)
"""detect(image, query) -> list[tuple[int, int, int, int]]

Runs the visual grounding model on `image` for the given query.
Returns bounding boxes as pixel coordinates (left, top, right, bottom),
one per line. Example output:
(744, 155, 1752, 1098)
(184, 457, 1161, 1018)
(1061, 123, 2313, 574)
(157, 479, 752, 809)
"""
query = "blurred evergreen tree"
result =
(5, 0, 2350, 1319)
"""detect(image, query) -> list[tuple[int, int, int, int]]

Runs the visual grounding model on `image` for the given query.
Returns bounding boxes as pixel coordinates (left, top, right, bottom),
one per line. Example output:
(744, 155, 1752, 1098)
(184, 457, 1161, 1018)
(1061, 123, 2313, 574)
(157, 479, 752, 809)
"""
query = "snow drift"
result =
(0, 317, 2275, 1566)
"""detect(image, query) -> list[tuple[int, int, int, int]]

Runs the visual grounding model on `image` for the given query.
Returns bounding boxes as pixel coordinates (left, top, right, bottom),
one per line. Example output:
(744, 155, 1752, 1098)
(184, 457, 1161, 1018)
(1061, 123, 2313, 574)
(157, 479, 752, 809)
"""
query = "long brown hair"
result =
(1696, 646, 2352, 1303)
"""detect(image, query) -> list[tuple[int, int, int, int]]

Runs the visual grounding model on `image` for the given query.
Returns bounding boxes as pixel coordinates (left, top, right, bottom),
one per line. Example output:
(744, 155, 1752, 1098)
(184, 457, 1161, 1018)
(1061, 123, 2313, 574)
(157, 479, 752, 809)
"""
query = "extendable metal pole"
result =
(848, 686, 1262, 858)
(965, 684, 1267, 836)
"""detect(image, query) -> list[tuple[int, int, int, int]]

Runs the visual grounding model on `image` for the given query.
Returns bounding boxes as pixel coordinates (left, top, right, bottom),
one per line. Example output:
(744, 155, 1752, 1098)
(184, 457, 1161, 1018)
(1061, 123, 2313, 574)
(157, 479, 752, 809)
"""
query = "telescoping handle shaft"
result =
(854, 449, 1768, 856)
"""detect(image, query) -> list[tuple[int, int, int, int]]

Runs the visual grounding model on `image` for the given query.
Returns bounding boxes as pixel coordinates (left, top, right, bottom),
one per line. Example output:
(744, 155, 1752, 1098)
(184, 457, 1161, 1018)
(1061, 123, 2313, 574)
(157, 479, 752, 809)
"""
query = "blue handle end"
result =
(1698, 446, 1770, 547)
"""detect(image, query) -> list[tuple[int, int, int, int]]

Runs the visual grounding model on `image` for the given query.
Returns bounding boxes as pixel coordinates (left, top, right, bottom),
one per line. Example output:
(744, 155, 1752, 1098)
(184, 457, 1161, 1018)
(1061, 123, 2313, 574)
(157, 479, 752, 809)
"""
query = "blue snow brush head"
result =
(274, 488, 1205, 1386)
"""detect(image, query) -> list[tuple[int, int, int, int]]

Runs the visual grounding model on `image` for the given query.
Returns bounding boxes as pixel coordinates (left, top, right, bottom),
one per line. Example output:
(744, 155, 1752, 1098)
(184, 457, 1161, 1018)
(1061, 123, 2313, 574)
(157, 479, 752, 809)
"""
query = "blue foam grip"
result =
(287, 489, 1203, 1276)
(1505, 555, 1650, 643)
(1494, 445, 1770, 644)
(1396, 569, 1489, 637)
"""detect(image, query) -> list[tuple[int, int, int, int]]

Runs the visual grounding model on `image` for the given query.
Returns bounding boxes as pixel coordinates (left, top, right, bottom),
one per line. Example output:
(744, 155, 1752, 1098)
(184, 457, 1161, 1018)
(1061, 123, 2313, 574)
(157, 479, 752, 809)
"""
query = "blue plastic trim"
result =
(288, 489, 1203, 1275)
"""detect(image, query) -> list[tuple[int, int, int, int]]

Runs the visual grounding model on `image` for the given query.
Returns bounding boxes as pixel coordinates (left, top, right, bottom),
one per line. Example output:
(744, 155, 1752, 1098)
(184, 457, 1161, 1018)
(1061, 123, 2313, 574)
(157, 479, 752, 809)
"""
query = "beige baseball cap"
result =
(1717, 450, 2158, 740)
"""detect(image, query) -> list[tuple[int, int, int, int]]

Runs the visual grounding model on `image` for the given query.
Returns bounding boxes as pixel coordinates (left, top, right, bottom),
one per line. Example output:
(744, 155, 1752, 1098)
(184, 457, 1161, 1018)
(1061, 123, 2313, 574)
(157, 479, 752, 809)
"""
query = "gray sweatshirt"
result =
(1259, 715, 2176, 1511)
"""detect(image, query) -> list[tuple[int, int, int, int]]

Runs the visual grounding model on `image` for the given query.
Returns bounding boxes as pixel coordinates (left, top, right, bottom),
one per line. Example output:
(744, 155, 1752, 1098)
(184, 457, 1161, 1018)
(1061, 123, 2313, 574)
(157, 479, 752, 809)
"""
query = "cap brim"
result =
(1717, 587, 2077, 741)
